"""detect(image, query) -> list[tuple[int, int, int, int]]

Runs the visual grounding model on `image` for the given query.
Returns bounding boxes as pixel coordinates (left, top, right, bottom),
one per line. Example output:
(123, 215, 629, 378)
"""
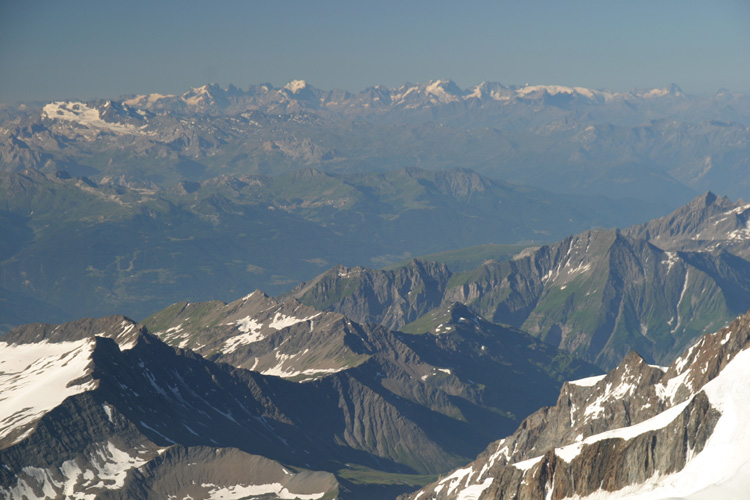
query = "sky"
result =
(0, 0, 748, 103)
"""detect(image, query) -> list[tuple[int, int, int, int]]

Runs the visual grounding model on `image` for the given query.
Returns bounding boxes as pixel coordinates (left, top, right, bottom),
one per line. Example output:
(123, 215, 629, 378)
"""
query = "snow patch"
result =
(0, 441, 149, 499)
(284, 80, 308, 93)
(202, 482, 327, 499)
(512, 455, 544, 471)
(0, 339, 98, 444)
(268, 311, 321, 331)
(456, 478, 494, 500)
(569, 374, 606, 387)
(661, 251, 679, 273)
(223, 317, 264, 352)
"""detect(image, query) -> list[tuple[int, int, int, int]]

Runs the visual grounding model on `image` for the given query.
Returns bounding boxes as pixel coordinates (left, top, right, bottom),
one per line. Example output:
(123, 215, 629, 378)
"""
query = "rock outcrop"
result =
(403, 309, 750, 499)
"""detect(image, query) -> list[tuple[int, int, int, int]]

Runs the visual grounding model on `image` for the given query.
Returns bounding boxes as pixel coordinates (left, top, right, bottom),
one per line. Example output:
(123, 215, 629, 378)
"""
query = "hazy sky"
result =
(1, 0, 748, 103)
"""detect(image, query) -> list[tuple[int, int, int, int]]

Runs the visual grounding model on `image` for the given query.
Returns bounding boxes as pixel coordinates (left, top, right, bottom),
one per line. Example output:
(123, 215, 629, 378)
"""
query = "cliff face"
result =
(292, 259, 453, 331)
(403, 309, 750, 500)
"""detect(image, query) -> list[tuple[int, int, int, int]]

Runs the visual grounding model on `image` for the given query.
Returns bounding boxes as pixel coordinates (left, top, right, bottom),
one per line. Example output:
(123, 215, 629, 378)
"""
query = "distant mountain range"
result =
(2, 80, 749, 204)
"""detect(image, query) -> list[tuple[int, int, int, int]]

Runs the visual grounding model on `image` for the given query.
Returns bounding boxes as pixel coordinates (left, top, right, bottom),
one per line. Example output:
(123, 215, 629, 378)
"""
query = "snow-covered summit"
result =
(283, 79, 309, 94)
(42, 101, 140, 133)
(637, 83, 685, 99)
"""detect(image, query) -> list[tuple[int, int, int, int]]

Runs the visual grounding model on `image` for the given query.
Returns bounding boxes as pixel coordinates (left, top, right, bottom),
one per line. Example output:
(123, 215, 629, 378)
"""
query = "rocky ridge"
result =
(295, 193, 750, 369)
(145, 291, 600, 448)
(402, 307, 750, 500)
(0, 300, 599, 499)
(624, 191, 750, 258)
(290, 259, 453, 331)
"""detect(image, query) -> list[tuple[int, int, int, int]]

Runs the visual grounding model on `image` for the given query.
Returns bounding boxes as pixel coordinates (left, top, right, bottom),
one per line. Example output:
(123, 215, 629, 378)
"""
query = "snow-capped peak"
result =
(122, 92, 177, 107)
(284, 79, 309, 93)
(516, 84, 601, 100)
(638, 83, 685, 99)
(41, 101, 139, 134)
(407, 309, 750, 500)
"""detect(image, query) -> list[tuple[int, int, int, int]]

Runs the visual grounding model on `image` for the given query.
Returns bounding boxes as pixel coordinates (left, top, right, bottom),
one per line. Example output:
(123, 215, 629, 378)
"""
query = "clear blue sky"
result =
(1, 0, 748, 103)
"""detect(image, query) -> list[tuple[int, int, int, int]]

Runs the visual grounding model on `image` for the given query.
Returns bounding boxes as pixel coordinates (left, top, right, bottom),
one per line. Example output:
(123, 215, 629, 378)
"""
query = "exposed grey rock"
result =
(0, 306, 598, 498)
(3, 315, 144, 346)
(292, 259, 453, 331)
(402, 309, 750, 500)
(625, 191, 750, 258)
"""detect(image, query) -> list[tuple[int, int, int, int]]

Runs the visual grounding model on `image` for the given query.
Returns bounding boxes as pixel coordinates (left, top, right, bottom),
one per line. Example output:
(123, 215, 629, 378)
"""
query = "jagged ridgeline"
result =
(0, 294, 599, 499)
(293, 192, 750, 370)
(404, 307, 750, 499)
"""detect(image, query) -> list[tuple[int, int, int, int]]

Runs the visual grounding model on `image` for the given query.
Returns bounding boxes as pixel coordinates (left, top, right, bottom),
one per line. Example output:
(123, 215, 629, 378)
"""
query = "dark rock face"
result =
(3, 315, 145, 346)
(402, 310, 750, 500)
(292, 259, 453, 331)
(0, 304, 599, 499)
(492, 392, 719, 500)
(0, 391, 339, 500)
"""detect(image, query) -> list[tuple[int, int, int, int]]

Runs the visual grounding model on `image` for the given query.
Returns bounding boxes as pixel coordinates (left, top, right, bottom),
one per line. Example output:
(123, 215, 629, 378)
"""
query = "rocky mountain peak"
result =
(291, 259, 453, 330)
(3, 315, 144, 349)
(290, 166, 330, 181)
(693, 190, 717, 208)
(638, 83, 686, 99)
(433, 168, 491, 197)
(444, 302, 479, 323)
(283, 79, 309, 94)
(404, 308, 750, 500)
(607, 349, 649, 378)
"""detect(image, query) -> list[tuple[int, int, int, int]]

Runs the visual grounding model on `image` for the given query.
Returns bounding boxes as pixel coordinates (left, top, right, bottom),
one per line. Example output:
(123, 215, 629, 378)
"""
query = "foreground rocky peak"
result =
(3, 314, 145, 348)
(0, 338, 340, 499)
(1, 293, 599, 498)
(403, 309, 750, 499)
